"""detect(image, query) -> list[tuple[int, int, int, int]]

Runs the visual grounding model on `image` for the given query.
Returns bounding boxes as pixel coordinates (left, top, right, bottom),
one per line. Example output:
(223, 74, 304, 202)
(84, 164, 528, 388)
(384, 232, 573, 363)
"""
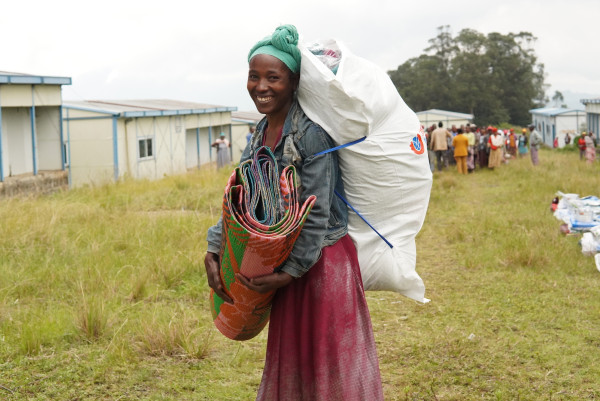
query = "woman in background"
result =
(584, 132, 596, 164)
(211, 132, 231, 169)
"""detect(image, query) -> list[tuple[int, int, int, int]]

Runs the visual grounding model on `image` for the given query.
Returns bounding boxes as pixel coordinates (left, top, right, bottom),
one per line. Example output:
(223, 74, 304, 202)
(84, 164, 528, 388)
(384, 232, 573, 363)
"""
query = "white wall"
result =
(231, 122, 252, 163)
(2, 108, 33, 176)
(533, 112, 585, 148)
(66, 112, 115, 187)
(36, 106, 63, 170)
(126, 115, 187, 180)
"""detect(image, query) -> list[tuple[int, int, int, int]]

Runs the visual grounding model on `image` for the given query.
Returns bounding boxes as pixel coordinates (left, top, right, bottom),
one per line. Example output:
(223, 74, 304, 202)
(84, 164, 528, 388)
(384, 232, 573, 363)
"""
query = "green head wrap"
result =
(248, 24, 301, 74)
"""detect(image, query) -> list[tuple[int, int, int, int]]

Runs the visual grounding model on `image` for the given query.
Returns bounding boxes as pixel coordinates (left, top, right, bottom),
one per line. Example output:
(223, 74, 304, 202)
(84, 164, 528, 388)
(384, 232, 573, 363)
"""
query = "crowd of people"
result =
(426, 121, 597, 174)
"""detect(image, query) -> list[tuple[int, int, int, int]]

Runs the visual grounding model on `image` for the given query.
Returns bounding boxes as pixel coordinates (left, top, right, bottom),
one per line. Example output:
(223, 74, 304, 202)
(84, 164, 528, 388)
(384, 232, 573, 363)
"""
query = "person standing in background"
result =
(212, 132, 231, 169)
(452, 127, 469, 174)
(488, 128, 503, 169)
(529, 124, 543, 166)
(518, 128, 528, 157)
(429, 121, 452, 172)
(507, 128, 517, 158)
(465, 125, 476, 173)
(577, 132, 587, 160)
(584, 132, 596, 164)
(246, 126, 255, 143)
(479, 126, 491, 168)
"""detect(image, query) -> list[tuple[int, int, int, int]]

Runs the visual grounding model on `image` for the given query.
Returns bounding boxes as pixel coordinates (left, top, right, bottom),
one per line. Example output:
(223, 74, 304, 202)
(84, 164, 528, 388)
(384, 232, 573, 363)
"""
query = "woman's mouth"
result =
(256, 96, 273, 103)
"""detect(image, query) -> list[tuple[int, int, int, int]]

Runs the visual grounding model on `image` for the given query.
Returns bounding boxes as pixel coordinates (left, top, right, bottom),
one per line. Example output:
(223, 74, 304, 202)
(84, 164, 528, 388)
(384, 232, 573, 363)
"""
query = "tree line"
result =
(388, 26, 548, 127)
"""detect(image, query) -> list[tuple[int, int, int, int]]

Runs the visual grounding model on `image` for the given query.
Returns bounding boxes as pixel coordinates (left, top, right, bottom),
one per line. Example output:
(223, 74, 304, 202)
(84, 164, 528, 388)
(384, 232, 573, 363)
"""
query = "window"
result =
(138, 138, 153, 159)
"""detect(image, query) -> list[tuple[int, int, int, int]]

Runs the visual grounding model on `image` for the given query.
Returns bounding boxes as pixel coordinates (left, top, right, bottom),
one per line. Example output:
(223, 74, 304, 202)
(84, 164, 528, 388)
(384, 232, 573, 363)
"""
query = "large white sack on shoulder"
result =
(297, 38, 432, 302)
(340, 134, 431, 302)
(298, 41, 406, 144)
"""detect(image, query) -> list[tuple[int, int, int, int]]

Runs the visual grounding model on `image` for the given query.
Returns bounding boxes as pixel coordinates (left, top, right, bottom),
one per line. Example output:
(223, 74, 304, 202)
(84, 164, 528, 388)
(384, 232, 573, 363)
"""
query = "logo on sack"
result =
(410, 133, 425, 155)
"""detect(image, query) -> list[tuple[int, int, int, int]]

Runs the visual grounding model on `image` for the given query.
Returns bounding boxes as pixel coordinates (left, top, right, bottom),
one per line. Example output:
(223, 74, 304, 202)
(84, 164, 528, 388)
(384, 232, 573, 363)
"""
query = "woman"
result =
(578, 132, 587, 160)
(204, 25, 384, 401)
(452, 127, 469, 174)
(518, 128, 528, 157)
(584, 132, 596, 164)
(211, 132, 231, 168)
(478, 127, 490, 168)
(488, 127, 503, 169)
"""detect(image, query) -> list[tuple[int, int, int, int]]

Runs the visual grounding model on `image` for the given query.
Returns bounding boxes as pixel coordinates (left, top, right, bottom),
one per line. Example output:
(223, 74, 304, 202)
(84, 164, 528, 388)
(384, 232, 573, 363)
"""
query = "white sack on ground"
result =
(298, 39, 433, 302)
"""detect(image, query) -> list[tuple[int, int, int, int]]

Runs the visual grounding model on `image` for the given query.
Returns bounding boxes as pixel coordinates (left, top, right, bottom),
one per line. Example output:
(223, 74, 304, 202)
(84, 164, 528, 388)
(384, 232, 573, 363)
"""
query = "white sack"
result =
(297, 40, 433, 302)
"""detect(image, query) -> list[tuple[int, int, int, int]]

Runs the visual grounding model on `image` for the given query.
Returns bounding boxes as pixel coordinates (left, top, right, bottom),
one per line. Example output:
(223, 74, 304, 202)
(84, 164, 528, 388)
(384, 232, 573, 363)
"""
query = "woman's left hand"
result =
(235, 271, 294, 293)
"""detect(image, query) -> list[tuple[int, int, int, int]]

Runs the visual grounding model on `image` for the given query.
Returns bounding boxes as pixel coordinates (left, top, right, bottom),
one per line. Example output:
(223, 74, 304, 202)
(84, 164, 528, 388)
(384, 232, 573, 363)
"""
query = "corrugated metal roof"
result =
(0, 71, 71, 85)
(416, 109, 473, 119)
(63, 99, 237, 117)
(529, 107, 585, 116)
(581, 98, 600, 104)
(232, 110, 264, 123)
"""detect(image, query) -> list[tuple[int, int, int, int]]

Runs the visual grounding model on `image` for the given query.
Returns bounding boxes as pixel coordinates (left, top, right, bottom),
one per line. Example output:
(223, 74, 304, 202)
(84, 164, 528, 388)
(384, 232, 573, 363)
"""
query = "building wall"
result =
(231, 122, 253, 163)
(584, 104, 600, 138)
(65, 110, 115, 187)
(33, 85, 62, 106)
(64, 108, 235, 187)
(0, 85, 62, 107)
(533, 112, 586, 148)
(587, 113, 599, 139)
(123, 115, 187, 181)
(1, 107, 33, 176)
(36, 106, 63, 170)
(183, 112, 235, 166)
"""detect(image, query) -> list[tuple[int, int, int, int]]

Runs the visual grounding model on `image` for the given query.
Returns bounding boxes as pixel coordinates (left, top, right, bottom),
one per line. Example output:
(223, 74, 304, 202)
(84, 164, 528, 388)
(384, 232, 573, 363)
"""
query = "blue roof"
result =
(63, 99, 237, 118)
(0, 71, 71, 85)
(529, 107, 585, 117)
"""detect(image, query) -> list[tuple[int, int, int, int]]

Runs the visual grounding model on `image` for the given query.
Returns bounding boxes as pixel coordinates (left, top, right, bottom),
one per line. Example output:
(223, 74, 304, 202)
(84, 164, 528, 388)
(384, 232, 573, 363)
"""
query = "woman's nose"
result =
(256, 78, 268, 91)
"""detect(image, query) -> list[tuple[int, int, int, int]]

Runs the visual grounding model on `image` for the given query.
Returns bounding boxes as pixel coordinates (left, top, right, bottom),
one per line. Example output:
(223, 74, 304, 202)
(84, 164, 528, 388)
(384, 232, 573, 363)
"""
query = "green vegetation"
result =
(388, 25, 547, 126)
(1, 150, 600, 400)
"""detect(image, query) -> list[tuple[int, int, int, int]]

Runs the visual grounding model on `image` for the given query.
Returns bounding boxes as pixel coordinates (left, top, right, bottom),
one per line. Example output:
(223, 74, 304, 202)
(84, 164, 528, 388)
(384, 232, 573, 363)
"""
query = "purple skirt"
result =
(256, 234, 384, 401)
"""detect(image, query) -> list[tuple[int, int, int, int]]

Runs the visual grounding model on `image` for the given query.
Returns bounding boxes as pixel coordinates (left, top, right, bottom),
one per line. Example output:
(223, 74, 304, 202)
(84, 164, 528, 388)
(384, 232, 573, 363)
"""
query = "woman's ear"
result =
(291, 73, 300, 91)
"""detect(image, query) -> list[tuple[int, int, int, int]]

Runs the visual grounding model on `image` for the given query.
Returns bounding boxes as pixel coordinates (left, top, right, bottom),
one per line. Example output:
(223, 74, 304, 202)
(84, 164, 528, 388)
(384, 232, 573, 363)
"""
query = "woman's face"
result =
(247, 54, 298, 118)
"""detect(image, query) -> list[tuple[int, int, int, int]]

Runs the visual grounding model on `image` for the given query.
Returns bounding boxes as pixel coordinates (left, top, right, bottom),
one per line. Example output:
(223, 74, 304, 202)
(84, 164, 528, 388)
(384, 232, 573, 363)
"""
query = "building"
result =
(0, 71, 71, 195)
(415, 109, 474, 130)
(63, 99, 236, 187)
(230, 110, 264, 162)
(529, 107, 586, 148)
(581, 99, 600, 141)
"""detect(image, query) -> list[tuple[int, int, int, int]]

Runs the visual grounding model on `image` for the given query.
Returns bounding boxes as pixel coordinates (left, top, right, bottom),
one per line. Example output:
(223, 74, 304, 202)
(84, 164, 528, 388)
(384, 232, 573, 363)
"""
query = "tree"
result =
(388, 27, 548, 126)
(552, 90, 566, 108)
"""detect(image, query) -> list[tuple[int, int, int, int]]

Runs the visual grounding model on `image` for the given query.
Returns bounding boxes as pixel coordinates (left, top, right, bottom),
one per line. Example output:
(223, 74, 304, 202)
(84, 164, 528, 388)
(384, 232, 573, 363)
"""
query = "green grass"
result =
(1, 151, 600, 400)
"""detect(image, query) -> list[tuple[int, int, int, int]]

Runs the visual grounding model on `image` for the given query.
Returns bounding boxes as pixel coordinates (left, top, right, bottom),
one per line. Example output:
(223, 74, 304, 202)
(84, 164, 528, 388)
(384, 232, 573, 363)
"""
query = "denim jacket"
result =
(206, 100, 348, 278)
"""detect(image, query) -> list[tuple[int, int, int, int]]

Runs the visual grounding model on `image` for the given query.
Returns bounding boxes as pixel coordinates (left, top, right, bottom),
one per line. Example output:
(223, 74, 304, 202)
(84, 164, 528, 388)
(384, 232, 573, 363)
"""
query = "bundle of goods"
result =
(553, 192, 600, 233)
(210, 147, 316, 341)
(298, 39, 432, 302)
(581, 226, 600, 256)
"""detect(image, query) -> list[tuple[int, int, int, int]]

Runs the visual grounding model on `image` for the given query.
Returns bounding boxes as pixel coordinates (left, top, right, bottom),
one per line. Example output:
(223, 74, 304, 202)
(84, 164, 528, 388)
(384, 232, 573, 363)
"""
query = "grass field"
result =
(1, 147, 600, 400)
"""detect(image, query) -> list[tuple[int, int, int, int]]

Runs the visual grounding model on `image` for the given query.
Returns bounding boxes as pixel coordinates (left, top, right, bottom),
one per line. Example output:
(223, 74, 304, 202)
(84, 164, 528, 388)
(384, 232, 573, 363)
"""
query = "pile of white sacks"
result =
(553, 192, 600, 270)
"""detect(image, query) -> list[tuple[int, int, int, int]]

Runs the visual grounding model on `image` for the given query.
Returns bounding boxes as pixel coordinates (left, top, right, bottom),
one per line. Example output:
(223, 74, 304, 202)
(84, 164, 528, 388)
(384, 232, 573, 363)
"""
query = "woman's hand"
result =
(236, 271, 294, 293)
(204, 252, 233, 304)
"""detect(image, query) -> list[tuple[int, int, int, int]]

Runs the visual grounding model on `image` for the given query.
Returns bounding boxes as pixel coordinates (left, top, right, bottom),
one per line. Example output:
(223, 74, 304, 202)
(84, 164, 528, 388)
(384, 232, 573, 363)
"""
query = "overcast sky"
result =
(2, 0, 598, 113)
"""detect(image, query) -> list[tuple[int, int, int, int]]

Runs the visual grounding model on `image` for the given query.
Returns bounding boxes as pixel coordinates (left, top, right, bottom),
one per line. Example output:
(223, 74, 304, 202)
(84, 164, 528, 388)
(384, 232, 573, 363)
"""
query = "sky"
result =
(2, 0, 598, 113)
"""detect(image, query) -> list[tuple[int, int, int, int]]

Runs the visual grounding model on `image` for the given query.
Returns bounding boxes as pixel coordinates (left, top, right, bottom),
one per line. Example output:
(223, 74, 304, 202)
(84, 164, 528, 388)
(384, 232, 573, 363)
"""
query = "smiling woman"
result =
(204, 24, 384, 401)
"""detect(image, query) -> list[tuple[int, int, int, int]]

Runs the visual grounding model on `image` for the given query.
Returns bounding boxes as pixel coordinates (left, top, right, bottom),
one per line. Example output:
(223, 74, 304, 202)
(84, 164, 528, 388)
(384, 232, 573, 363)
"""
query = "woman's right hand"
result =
(204, 252, 233, 304)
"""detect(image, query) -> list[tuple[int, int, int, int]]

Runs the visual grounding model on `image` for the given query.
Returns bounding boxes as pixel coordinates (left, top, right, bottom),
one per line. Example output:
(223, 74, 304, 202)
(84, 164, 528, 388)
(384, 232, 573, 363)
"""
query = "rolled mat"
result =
(210, 146, 316, 341)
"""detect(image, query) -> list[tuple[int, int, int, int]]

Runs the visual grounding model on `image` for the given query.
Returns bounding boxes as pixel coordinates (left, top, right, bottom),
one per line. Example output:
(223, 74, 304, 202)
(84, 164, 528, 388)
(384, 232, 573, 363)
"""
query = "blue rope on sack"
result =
(313, 136, 393, 249)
